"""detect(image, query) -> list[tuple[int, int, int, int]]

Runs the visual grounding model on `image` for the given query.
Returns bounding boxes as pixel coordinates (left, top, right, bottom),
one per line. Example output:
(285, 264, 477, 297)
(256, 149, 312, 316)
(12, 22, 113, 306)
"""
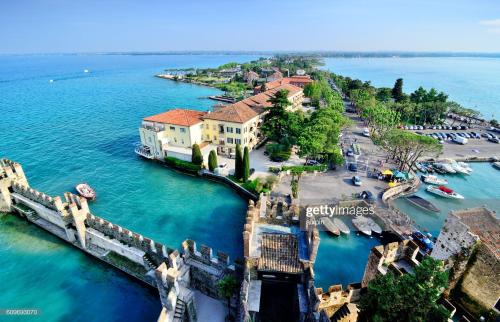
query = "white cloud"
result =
(479, 19, 500, 27)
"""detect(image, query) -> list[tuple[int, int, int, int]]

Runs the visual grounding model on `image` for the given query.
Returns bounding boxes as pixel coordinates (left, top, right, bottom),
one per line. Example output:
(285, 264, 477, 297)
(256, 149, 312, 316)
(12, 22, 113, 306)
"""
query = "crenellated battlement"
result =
(182, 239, 232, 271)
(0, 159, 28, 184)
(11, 181, 66, 213)
(86, 213, 174, 267)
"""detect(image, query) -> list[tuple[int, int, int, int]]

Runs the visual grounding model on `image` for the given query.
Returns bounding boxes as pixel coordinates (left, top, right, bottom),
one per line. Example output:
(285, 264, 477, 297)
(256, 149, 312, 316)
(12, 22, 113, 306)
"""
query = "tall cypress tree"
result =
(243, 146, 250, 182)
(235, 144, 243, 180)
(208, 150, 218, 171)
(191, 144, 203, 165)
(392, 78, 405, 103)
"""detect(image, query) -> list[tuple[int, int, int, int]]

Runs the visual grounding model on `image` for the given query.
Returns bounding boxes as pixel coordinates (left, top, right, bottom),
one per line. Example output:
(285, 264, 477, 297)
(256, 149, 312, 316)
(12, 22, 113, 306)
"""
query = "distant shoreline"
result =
(2, 51, 500, 58)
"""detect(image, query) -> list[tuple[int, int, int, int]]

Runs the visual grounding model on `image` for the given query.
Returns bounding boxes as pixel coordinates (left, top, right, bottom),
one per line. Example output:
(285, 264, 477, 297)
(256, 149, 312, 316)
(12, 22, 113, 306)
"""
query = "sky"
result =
(1, 0, 500, 54)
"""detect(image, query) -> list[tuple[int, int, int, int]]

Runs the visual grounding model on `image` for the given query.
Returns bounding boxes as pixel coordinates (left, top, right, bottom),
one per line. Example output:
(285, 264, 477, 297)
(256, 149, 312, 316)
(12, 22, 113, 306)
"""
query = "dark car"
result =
(348, 163, 358, 172)
(305, 159, 321, 166)
(346, 148, 354, 157)
(488, 137, 500, 143)
(358, 190, 375, 202)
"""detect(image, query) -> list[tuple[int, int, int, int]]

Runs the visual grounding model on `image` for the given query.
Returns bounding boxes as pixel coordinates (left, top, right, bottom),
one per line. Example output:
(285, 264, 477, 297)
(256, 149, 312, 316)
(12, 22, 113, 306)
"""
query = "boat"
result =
(322, 217, 340, 236)
(84, 69, 90, 73)
(457, 162, 473, 172)
(493, 162, 500, 170)
(432, 165, 447, 174)
(134, 144, 155, 159)
(365, 217, 383, 235)
(411, 231, 434, 253)
(352, 216, 372, 236)
(435, 163, 456, 174)
(76, 183, 96, 200)
(421, 174, 448, 185)
(405, 195, 440, 213)
(426, 185, 464, 199)
(415, 162, 427, 173)
(333, 218, 350, 234)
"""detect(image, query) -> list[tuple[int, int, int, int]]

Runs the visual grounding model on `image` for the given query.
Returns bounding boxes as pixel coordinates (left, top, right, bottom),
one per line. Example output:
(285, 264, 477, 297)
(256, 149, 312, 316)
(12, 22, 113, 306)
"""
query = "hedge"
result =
(165, 156, 201, 173)
(269, 164, 327, 174)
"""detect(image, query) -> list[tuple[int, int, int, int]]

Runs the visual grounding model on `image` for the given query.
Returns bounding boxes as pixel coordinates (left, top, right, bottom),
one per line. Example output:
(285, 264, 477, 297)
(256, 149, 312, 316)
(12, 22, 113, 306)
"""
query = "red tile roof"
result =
(144, 109, 206, 126)
(203, 101, 259, 123)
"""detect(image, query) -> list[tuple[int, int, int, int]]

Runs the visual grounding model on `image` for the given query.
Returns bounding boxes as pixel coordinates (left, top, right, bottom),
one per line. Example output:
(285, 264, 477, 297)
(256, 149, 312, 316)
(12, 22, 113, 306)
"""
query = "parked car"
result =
(305, 159, 321, 166)
(453, 136, 468, 145)
(362, 128, 370, 137)
(348, 163, 358, 172)
(358, 190, 375, 202)
(352, 176, 362, 186)
(346, 149, 354, 157)
(488, 137, 500, 143)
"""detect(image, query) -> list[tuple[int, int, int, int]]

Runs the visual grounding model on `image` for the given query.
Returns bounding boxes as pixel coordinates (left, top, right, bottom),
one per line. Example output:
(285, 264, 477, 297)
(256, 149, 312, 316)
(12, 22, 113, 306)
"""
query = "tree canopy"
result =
(359, 257, 450, 322)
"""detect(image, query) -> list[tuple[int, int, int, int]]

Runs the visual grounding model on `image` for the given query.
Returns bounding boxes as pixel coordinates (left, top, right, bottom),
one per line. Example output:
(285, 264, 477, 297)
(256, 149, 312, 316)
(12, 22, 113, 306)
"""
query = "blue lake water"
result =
(323, 57, 500, 119)
(0, 54, 259, 322)
(1, 54, 500, 318)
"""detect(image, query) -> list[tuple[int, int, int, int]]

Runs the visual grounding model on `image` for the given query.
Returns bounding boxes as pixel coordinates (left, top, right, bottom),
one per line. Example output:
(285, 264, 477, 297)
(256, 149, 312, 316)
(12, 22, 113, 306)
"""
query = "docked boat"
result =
(333, 218, 350, 235)
(352, 216, 372, 236)
(322, 217, 340, 236)
(365, 217, 383, 235)
(457, 162, 473, 172)
(415, 162, 427, 173)
(434, 163, 456, 174)
(411, 231, 434, 253)
(421, 174, 448, 185)
(426, 185, 464, 199)
(493, 162, 500, 170)
(76, 183, 96, 200)
(405, 195, 440, 213)
(134, 144, 155, 159)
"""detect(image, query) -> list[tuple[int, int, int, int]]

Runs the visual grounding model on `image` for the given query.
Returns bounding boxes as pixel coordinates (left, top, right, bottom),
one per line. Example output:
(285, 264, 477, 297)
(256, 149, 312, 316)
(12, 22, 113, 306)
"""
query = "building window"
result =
(180, 128, 186, 133)
(236, 128, 241, 134)
(227, 138, 234, 144)
(170, 126, 175, 131)
(226, 127, 233, 133)
(236, 139, 241, 145)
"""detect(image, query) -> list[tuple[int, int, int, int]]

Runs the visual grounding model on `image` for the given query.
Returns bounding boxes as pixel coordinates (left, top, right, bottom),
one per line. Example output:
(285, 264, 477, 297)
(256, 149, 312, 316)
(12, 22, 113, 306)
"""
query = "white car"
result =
(362, 128, 370, 137)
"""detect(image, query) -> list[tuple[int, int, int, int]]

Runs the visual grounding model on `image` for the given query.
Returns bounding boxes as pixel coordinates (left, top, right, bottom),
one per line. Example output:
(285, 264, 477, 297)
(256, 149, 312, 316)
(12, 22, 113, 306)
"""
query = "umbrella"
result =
(382, 169, 393, 175)
(393, 171, 406, 179)
(388, 181, 397, 187)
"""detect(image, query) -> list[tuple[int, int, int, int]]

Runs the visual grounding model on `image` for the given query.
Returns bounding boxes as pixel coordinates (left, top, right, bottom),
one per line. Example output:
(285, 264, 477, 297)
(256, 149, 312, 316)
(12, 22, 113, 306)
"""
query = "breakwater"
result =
(0, 159, 240, 322)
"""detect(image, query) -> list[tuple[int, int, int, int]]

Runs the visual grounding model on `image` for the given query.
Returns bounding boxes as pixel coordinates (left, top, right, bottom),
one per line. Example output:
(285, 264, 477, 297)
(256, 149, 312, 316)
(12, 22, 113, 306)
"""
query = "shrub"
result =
(165, 156, 201, 173)
(208, 150, 218, 171)
(242, 178, 264, 194)
(191, 144, 203, 165)
(281, 165, 327, 173)
(268, 167, 281, 173)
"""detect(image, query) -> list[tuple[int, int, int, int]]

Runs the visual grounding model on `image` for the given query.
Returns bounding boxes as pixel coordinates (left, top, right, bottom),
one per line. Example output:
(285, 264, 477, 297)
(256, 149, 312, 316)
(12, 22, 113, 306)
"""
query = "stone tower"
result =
(0, 159, 29, 212)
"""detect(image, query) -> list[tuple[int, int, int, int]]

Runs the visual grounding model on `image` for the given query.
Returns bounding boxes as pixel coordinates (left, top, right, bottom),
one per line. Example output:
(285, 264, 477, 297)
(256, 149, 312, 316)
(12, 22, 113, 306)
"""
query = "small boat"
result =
(432, 165, 447, 174)
(492, 162, 500, 170)
(426, 185, 464, 199)
(365, 217, 383, 235)
(76, 183, 96, 200)
(405, 195, 440, 213)
(415, 162, 427, 173)
(457, 162, 473, 172)
(421, 174, 448, 185)
(435, 163, 456, 174)
(333, 218, 350, 234)
(322, 217, 340, 236)
(84, 69, 90, 73)
(352, 216, 372, 236)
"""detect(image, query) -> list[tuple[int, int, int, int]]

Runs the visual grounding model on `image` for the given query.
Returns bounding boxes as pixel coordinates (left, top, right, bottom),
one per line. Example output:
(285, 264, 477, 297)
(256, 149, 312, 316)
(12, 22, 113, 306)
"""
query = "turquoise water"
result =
(323, 57, 500, 118)
(0, 54, 260, 321)
(393, 162, 500, 236)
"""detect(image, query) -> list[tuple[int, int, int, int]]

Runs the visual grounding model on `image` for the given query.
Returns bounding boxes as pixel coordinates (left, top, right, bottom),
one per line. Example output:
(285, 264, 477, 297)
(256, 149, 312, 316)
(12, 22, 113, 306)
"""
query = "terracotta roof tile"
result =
(144, 109, 206, 126)
(203, 101, 259, 123)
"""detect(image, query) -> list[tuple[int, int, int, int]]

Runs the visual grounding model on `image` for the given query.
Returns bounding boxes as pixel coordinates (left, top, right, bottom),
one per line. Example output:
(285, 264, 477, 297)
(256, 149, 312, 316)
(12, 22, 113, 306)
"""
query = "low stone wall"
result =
(200, 171, 259, 201)
(381, 176, 420, 202)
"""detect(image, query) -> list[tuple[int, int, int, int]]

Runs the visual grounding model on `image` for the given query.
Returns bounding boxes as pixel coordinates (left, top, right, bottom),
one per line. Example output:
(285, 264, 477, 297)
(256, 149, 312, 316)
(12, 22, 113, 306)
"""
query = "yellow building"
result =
(136, 83, 305, 160)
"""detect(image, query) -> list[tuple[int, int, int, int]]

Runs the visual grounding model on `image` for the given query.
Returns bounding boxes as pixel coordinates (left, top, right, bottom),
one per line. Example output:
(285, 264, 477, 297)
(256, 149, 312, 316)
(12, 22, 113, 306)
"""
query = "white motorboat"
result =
(333, 218, 350, 235)
(493, 162, 500, 170)
(435, 163, 456, 174)
(365, 217, 383, 235)
(134, 144, 155, 159)
(443, 159, 472, 175)
(426, 185, 464, 199)
(457, 162, 473, 172)
(76, 183, 96, 200)
(352, 216, 372, 236)
(421, 174, 448, 185)
(322, 217, 340, 236)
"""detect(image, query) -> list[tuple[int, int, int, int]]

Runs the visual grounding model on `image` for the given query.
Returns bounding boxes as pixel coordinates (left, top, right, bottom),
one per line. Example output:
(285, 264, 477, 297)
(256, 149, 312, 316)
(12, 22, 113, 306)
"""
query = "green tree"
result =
(392, 78, 406, 103)
(234, 144, 243, 180)
(218, 275, 239, 321)
(242, 146, 250, 182)
(261, 89, 292, 142)
(208, 150, 218, 171)
(359, 257, 450, 322)
(376, 87, 393, 102)
(191, 144, 203, 166)
(491, 119, 499, 127)
(290, 173, 301, 198)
